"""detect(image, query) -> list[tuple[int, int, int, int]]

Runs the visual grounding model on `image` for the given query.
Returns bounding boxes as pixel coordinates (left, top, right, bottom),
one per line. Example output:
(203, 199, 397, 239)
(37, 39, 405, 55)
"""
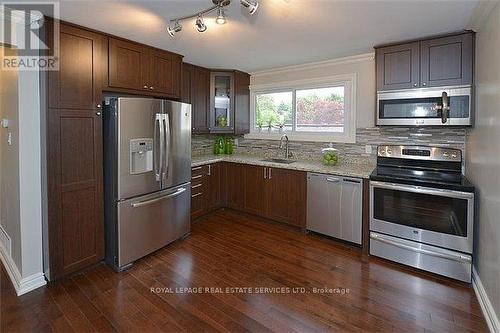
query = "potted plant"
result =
(256, 118, 264, 132)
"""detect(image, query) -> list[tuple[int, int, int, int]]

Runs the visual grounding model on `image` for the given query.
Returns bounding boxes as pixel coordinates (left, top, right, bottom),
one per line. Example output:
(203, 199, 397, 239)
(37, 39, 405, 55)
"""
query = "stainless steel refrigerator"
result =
(103, 97, 191, 271)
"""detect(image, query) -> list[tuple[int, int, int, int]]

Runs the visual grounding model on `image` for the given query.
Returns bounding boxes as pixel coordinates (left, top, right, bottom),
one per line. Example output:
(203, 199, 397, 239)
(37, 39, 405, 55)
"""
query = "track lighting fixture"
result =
(167, 0, 259, 37)
(215, 7, 227, 25)
(167, 21, 182, 37)
(195, 16, 207, 32)
(240, 0, 259, 15)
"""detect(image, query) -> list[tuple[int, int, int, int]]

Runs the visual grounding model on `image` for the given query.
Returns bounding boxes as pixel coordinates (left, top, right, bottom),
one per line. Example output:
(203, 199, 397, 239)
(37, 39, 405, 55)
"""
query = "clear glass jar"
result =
(321, 148, 339, 166)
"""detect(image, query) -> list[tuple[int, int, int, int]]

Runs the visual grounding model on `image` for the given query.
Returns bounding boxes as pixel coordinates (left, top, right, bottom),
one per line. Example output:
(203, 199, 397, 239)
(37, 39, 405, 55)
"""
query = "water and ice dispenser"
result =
(129, 138, 153, 174)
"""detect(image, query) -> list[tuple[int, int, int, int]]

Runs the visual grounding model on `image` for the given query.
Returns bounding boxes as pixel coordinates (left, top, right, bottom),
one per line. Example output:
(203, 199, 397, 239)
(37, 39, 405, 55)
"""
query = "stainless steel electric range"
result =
(369, 145, 474, 283)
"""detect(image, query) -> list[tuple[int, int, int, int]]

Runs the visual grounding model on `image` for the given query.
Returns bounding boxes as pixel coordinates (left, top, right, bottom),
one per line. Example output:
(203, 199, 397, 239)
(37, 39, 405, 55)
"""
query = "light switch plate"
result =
(1, 119, 9, 128)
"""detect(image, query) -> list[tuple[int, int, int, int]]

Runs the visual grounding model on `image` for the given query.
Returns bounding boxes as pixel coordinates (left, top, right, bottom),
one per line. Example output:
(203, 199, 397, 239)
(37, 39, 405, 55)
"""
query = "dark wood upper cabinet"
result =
(234, 71, 251, 135)
(193, 67, 210, 133)
(108, 38, 182, 98)
(149, 49, 182, 96)
(181, 63, 193, 104)
(420, 33, 473, 87)
(376, 42, 420, 91)
(46, 22, 105, 280)
(376, 32, 474, 91)
(182, 63, 210, 133)
(108, 38, 148, 91)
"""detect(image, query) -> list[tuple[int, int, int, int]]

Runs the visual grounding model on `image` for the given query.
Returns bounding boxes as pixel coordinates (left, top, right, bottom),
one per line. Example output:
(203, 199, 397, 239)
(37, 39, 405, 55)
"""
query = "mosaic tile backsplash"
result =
(192, 127, 467, 163)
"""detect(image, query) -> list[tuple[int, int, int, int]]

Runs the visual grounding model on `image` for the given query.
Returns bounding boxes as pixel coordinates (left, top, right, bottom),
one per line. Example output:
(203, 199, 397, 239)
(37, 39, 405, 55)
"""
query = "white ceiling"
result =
(53, 0, 480, 72)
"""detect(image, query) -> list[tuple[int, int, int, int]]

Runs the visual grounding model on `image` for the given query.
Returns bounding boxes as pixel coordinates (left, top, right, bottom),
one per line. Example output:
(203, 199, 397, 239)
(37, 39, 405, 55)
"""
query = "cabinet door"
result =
(420, 33, 473, 87)
(210, 72, 235, 133)
(340, 178, 362, 245)
(149, 49, 181, 97)
(224, 162, 245, 210)
(193, 67, 210, 133)
(266, 168, 306, 227)
(234, 71, 250, 135)
(243, 165, 267, 215)
(46, 23, 104, 280)
(48, 24, 104, 109)
(376, 42, 420, 91)
(207, 163, 222, 211)
(181, 63, 193, 104)
(108, 38, 148, 91)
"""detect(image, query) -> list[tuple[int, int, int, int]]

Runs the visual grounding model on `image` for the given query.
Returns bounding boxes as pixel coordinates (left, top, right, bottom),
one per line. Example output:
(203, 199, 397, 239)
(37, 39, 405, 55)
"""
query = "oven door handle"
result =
(370, 233, 472, 263)
(370, 181, 474, 200)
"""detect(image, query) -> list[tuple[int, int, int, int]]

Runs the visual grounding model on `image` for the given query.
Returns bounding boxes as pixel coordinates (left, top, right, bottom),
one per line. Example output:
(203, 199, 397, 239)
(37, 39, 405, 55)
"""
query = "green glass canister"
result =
(213, 137, 225, 155)
(224, 138, 234, 155)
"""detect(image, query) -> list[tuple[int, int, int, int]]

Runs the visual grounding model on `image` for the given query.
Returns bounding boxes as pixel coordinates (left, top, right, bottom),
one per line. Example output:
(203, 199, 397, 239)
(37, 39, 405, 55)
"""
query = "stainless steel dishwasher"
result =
(307, 172, 362, 244)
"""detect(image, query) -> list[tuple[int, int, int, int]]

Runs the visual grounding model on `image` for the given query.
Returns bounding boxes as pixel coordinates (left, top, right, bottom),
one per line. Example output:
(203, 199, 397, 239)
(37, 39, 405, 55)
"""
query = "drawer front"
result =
(191, 181, 205, 196)
(370, 232, 471, 282)
(191, 165, 208, 178)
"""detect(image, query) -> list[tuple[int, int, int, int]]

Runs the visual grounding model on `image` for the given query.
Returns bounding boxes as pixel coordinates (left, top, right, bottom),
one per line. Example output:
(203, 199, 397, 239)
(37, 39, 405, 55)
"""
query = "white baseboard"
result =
(0, 243, 46, 296)
(473, 267, 500, 333)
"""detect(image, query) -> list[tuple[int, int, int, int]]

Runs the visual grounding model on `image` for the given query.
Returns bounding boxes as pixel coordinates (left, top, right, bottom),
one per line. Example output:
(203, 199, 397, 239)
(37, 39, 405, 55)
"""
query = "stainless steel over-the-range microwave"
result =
(377, 86, 473, 126)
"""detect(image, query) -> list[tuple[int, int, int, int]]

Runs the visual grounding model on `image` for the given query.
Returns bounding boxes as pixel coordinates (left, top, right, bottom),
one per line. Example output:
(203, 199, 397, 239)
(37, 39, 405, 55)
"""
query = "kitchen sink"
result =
(260, 158, 296, 164)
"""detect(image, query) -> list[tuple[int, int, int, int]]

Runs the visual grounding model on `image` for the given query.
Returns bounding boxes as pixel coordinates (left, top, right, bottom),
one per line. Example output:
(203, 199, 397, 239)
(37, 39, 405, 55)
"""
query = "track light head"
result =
(167, 21, 182, 37)
(240, 0, 259, 15)
(195, 16, 207, 33)
(215, 7, 227, 25)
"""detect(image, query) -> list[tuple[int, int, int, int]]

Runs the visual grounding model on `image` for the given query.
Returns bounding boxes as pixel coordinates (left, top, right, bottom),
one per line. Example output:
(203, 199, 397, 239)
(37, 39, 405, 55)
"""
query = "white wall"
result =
(250, 53, 376, 128)
(466, 1, 500, 331)
(0, 14, 45, 295)
(0, 47, 22, 269)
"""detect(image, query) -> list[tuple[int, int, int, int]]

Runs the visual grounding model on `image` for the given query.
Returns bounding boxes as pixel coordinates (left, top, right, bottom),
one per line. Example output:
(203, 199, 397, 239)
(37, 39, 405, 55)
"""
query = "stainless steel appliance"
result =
(103, 97, 191, 271)
(377, 86, 472, 126)
(307, 173, 362, 245)
(369, 145, 474, 282)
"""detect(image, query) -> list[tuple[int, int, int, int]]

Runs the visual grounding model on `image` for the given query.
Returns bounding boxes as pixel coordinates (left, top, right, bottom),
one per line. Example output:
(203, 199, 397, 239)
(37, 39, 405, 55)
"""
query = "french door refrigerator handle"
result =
(154, 113, 164, 182)
(163, 114, 170, 181)
(131, 187, 187, 208)
(370, 233, 471, 263)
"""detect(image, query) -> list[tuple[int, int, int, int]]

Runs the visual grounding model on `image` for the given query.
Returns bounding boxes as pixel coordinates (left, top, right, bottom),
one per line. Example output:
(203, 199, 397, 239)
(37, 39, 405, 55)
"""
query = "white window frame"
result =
(246, 73, 357, 143)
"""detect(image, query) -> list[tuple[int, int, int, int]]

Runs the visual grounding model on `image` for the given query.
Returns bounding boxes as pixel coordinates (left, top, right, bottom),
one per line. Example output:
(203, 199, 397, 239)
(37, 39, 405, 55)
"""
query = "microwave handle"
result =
(441, 91, 449, 124)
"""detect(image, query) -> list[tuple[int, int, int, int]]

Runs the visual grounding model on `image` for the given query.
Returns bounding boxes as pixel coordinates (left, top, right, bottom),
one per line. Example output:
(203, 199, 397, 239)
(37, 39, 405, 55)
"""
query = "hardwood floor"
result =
(1, 210, 488, 332)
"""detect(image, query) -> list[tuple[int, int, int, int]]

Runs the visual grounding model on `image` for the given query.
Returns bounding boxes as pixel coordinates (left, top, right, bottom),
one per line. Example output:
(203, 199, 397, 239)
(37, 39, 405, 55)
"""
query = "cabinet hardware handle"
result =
(191, 192, 203, 198)
(143, 85, 148, 89)
(192, 166, 202, 171)
(192, 175, 203, 180)
(413, 83, 418, 87)
(192, 184, 203, 189)
(96, 111, 101, 116)
(422, 82, 427, 86)
(263, 167, 267, 179)
(96, 104, 102, 108)
(150, 86, 154, 90)
(268, 168, 272, 179)
(207, 164, 211, 176)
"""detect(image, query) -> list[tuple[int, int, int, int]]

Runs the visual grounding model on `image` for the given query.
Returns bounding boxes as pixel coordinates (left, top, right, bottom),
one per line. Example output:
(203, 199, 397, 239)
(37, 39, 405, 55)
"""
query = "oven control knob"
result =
(387, 149, 392, 155)
(451, 153, 457, 158)
(443, 152, 449, 158)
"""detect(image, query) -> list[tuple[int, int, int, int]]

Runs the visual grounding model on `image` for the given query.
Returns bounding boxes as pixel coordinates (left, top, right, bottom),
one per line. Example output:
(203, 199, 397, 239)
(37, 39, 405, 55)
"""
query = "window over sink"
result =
(248, 74, 356, 142)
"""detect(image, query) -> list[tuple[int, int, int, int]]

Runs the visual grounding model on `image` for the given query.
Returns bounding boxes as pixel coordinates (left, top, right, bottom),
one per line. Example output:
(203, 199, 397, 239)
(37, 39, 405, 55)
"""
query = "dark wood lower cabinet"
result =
(266, 167, 306, 227)
(243, 165, 267, 216)
(223, 162, 245, 210)
(192, 162, 306, 228)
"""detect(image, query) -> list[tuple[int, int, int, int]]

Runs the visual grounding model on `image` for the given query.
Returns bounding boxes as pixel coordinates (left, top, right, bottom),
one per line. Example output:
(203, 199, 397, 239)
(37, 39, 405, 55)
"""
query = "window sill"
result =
(243, 132, 356, 143)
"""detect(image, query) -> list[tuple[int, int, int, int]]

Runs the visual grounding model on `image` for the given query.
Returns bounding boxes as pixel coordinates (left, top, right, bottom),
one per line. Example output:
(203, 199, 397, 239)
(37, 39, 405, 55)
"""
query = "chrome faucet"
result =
(279, 134, 293, 159)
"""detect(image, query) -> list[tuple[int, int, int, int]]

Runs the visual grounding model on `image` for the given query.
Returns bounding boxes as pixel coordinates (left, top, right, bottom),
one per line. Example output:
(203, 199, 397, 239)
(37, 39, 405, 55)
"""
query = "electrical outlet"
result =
(365, 145, 372, 154)
(234, 138, 239, 147)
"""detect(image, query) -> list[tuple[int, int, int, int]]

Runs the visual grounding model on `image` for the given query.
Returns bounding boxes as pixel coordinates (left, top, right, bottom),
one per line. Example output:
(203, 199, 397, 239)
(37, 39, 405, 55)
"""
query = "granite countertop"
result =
(192, 154, 375, 179)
